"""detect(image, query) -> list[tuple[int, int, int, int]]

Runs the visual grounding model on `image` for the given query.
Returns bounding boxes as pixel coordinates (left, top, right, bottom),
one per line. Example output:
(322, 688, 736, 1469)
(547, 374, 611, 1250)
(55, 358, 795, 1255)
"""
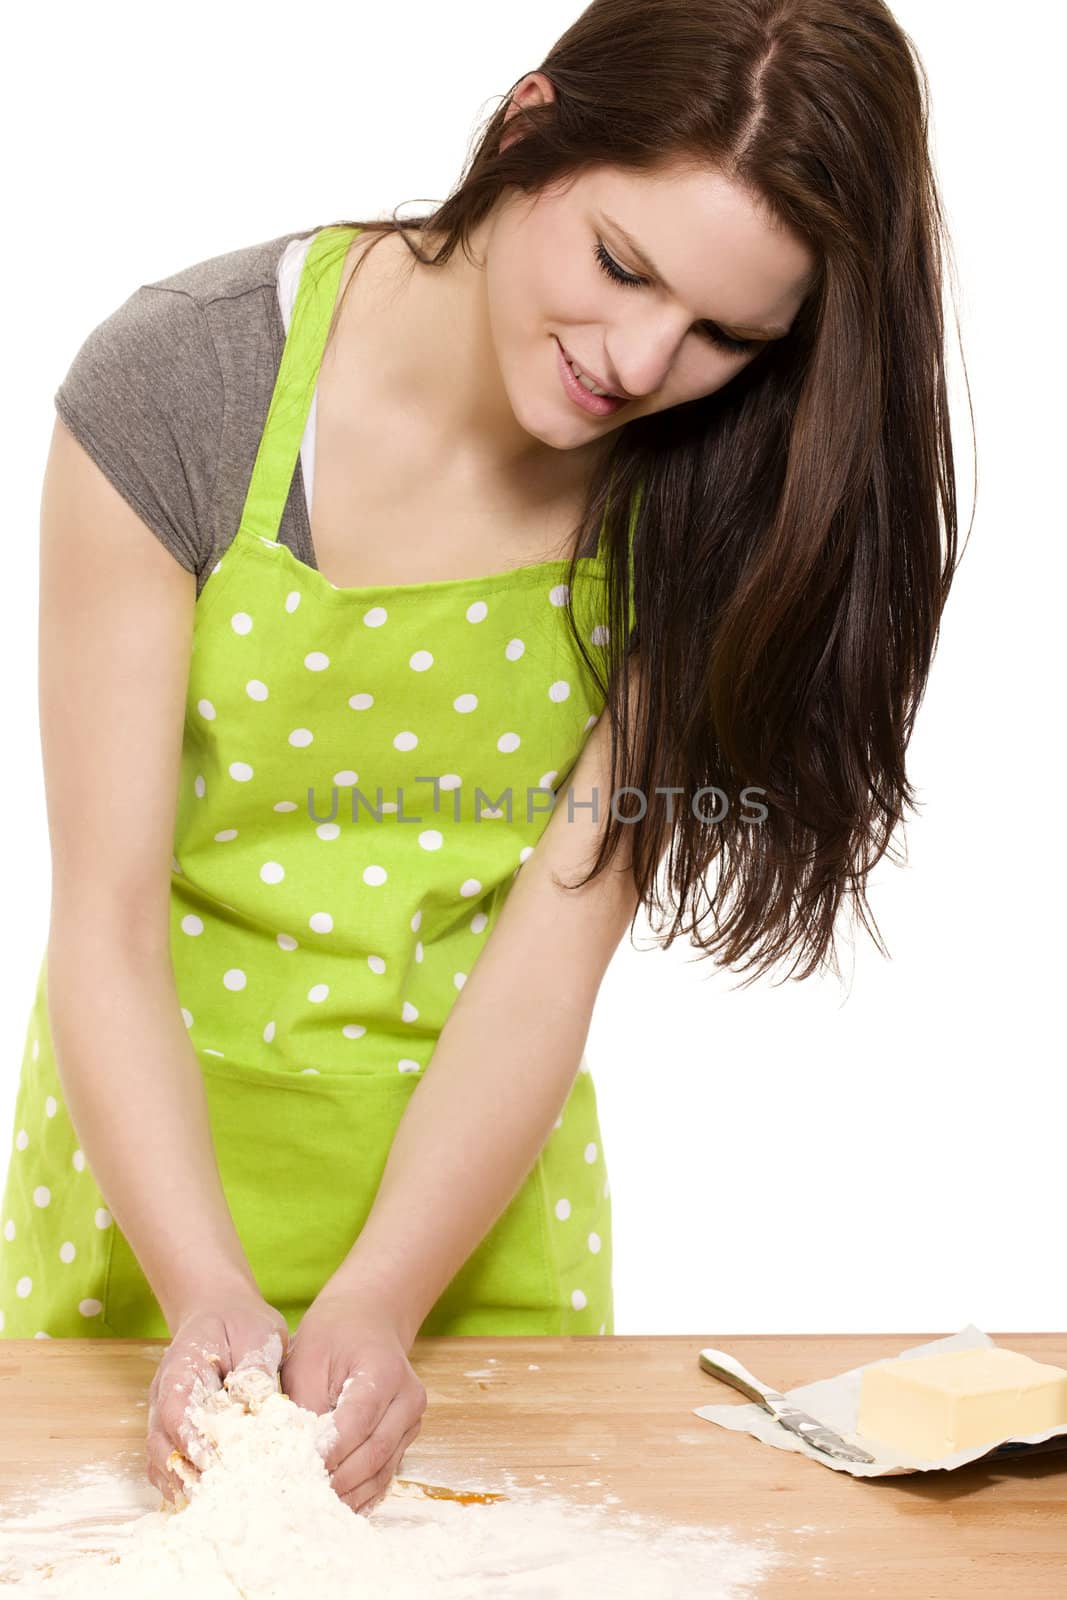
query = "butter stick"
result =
(857, 1346, 1067, 1459)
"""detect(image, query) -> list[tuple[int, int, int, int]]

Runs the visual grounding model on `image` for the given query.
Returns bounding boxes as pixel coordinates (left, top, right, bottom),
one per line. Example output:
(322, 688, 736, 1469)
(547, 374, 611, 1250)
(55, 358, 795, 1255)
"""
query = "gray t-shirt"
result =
(54, 227, 323, 599)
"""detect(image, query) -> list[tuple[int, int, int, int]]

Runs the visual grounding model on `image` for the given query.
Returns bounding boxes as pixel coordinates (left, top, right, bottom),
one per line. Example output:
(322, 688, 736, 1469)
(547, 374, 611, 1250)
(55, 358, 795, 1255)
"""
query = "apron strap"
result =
(239, 224, 362, 544)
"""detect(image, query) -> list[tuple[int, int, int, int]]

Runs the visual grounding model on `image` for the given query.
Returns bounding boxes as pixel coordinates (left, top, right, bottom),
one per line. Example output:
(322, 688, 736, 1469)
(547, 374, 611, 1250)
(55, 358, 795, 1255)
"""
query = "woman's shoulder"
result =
(52, 228, 310, 590)
(139, 227, 311, 309)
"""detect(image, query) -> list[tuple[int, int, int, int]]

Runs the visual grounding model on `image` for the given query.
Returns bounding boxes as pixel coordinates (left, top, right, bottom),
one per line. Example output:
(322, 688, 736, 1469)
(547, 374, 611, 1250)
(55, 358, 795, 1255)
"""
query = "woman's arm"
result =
(39, 419, 261, 1328)
(317, 671, 644, 1346)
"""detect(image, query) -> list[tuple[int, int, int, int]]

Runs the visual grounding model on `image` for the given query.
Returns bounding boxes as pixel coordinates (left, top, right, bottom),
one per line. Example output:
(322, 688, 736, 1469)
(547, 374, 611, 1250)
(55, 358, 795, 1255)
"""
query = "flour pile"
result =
(0, 1361, 785, 1598)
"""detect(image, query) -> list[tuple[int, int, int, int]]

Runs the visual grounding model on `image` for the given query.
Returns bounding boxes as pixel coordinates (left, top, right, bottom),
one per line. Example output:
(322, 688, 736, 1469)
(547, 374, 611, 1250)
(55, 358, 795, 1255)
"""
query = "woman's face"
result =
(480, 80, 817, 451)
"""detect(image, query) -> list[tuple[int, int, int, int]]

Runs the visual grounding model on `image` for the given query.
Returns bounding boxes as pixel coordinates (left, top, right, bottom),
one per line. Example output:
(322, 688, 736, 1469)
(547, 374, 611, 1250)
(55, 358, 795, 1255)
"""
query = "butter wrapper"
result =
(693, 1324, 1067, 1477)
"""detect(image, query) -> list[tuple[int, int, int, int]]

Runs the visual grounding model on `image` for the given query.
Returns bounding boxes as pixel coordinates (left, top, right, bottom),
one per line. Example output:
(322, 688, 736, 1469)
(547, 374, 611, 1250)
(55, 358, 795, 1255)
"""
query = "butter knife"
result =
(698, 1346, 876, 1463)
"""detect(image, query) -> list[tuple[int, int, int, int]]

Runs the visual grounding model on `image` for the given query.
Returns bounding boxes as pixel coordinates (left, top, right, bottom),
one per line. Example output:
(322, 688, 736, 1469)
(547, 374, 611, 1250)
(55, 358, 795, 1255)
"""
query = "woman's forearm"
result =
(46, 921, 260, 1328)
(322, 716, 642, 1345)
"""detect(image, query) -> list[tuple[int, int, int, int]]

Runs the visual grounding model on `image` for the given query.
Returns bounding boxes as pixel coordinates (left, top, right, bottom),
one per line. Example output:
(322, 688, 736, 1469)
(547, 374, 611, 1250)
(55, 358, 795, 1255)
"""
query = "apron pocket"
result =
(103, 1056, 562, 1337)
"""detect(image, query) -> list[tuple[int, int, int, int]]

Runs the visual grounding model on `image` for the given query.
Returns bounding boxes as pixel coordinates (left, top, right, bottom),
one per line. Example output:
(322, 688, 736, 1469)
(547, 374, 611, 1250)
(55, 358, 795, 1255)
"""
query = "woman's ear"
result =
(499, 70, 557, 154)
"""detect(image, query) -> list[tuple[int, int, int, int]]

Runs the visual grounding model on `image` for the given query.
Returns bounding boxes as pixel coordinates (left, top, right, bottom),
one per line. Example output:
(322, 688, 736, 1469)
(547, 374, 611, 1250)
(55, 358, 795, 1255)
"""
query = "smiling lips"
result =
(555, 338, 628, 417)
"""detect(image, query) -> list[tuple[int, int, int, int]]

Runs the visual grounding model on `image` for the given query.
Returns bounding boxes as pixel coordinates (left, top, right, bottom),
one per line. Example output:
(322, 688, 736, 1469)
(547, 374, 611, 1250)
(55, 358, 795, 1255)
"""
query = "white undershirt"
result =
(276, 234, 318, 518)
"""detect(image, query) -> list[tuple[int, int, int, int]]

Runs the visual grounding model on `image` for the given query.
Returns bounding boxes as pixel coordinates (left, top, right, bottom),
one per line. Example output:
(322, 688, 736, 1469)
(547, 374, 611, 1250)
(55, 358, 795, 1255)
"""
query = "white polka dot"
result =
(549, 584, 570, 607)
(599, 1323, 607, 1335)
(230, 612, 253, 634)
(79, 1299, 103, 1317)
(197, 698, 216, 720)
(223, 969, 247, 991)
(263, 1021, 276, 1043)
(466, 601, 488, 623)
(401, 1001, 419, 1022)
(16, 1277, 32, 1298)
(419, 830, 443, 851)
(214, 829, 238, 842)
(459, 879, 482, 898)
(31, 1040, 39, 1061)
(334, 770, 358, 785)
(410, 909, 423, 932)
(33, 1332, 50, 1343)
(368, 956, 386, 975)
(277, 933, 298, 951)
(497, 732, 520, 753)
(555, 1198, 571, 1221)
(591, 624, 610, 645)
(453, 693, 478, 713)
(342, 1024, 367, 1040)
(470, 912, 488, 933)
(520, 847, 535, 865)
(301, 1067, 320, 1076)
(363, 606, 388, 627)
(59, 1241, 76, 1264)
(259, 861, 285, 885)
(72, 1150, 85, 1172)
(285, 591, 302, 613)
(194, 775, 206, 798)
(398, 1059, 421, 1074)
(571, 1289, 587, 1311)
(393, 731, 418, 751)
(3, 1219, 15, 1241)
(603, 1176, 610, 1198)
(348, 693, 374, 710)
(246, 679, 269, 700)
(409, 650, 434, 671)
(553, 1113, 564, 1130)
(584, 1142, 598, 1164)
(363, 865, 387, 886)
(304, 651, 330, 671)
(308, 984, 329, 1003)
(316, 823, 340, 841)
(288, 728, 314, 747)
(274, 801, 298, 813)
(32, 1187, 51, 1208)
(539, 771, 559, 790)
(453, 972, 467, 990)
(588, 1232, 602, 1254)
(414, 941, 424, 963)
(44, 1096, 57, 1118)
(309, 912, 333, 933)
(440, 774, 462, 790)
(505, 639, 525, 660)
(229, 761, 254, 782)
(94, 1209, 112, 1230)
(549, 680, 571, 702)
(181, 915, 204, 937)
(14, 1130, 28, 1152)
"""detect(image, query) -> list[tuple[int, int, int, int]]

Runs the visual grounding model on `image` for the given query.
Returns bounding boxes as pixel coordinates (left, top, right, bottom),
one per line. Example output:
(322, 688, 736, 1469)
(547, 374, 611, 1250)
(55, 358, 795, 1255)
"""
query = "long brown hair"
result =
(303, 0, 969, 988)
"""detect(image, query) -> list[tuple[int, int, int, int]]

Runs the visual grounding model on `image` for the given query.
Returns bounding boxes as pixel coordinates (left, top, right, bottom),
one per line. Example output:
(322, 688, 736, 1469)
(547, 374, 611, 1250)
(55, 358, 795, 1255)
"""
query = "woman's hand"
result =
(280, 1289, 428, 1514)
(145, 1293, 292, 1505)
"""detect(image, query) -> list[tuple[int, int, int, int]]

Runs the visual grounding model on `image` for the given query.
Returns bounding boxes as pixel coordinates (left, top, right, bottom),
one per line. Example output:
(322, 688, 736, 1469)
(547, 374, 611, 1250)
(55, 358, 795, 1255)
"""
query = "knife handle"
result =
(699, 1347, 779, 1408)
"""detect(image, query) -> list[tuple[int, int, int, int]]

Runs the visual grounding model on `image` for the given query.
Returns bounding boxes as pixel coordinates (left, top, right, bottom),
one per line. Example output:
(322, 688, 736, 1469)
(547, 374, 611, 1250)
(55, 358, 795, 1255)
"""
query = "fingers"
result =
(329, 1395, 425, 1513)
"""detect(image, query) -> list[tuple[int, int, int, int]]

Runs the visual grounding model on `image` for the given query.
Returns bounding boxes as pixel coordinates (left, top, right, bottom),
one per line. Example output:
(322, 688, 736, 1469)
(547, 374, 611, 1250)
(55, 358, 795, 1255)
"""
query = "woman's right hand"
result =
(145, 1294, 292, 1505)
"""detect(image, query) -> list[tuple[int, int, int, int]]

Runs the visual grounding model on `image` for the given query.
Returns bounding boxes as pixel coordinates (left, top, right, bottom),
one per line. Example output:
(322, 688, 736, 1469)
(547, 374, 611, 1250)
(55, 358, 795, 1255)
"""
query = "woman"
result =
(0, 0, 962, 1516)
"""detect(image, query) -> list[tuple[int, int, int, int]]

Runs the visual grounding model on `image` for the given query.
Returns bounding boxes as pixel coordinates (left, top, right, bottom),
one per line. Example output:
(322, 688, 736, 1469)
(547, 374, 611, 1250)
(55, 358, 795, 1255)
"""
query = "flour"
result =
(0, 1354, 788, 1598)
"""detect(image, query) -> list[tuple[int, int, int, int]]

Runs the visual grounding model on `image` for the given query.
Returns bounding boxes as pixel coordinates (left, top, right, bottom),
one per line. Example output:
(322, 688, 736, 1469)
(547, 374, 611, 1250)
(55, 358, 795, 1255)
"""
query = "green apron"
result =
(0, 224, 637, 1341)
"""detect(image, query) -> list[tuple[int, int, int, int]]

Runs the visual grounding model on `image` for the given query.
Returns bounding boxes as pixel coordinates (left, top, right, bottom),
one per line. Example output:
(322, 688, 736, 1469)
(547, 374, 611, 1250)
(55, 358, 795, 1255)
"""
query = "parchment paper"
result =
(693, 1324, 1067, 1477)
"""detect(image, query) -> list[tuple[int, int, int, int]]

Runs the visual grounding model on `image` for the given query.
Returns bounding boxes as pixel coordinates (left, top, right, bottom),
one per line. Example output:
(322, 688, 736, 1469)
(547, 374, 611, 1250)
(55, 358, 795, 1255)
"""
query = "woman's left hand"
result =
(280, 1288, 428, 1514)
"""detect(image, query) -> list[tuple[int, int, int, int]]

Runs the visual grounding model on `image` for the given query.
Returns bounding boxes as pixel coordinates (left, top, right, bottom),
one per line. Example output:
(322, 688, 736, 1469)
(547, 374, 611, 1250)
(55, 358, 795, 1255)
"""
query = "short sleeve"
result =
(53, 284, 224, 578)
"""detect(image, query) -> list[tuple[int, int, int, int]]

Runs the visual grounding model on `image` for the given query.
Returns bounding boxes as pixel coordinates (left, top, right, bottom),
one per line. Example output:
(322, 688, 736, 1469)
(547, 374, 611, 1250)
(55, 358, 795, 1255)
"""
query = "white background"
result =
(1, 1, 1063, 1337)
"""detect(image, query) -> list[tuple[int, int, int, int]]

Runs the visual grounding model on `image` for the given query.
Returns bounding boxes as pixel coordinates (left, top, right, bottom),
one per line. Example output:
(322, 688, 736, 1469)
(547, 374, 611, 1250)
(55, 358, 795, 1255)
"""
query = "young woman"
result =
(0, 0, 962, 1515)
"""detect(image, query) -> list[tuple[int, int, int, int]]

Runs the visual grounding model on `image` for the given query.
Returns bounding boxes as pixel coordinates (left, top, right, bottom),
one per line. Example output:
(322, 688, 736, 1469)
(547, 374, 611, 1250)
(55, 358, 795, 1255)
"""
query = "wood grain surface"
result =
(1, 1330, 1065, 1596)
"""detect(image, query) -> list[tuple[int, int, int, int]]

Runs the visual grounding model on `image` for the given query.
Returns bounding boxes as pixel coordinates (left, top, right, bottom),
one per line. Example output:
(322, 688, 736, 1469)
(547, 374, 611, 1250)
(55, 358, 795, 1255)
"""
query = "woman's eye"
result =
(592, 237, 757, 356)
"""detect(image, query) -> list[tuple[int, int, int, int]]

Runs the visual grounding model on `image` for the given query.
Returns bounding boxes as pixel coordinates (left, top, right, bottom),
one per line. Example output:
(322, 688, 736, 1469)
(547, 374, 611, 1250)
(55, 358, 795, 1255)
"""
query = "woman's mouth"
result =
(554, 338, 627, 417)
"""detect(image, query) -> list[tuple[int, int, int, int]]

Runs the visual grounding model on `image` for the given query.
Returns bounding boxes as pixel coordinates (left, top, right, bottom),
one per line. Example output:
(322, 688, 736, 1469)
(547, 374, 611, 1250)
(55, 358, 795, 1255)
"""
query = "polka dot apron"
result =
(0, 224, 638, 1341)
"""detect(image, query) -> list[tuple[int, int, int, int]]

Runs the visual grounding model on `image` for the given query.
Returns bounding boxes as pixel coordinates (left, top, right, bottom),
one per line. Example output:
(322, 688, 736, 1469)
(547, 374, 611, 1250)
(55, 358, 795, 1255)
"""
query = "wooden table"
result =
(2, 1331, 1065, 1596)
